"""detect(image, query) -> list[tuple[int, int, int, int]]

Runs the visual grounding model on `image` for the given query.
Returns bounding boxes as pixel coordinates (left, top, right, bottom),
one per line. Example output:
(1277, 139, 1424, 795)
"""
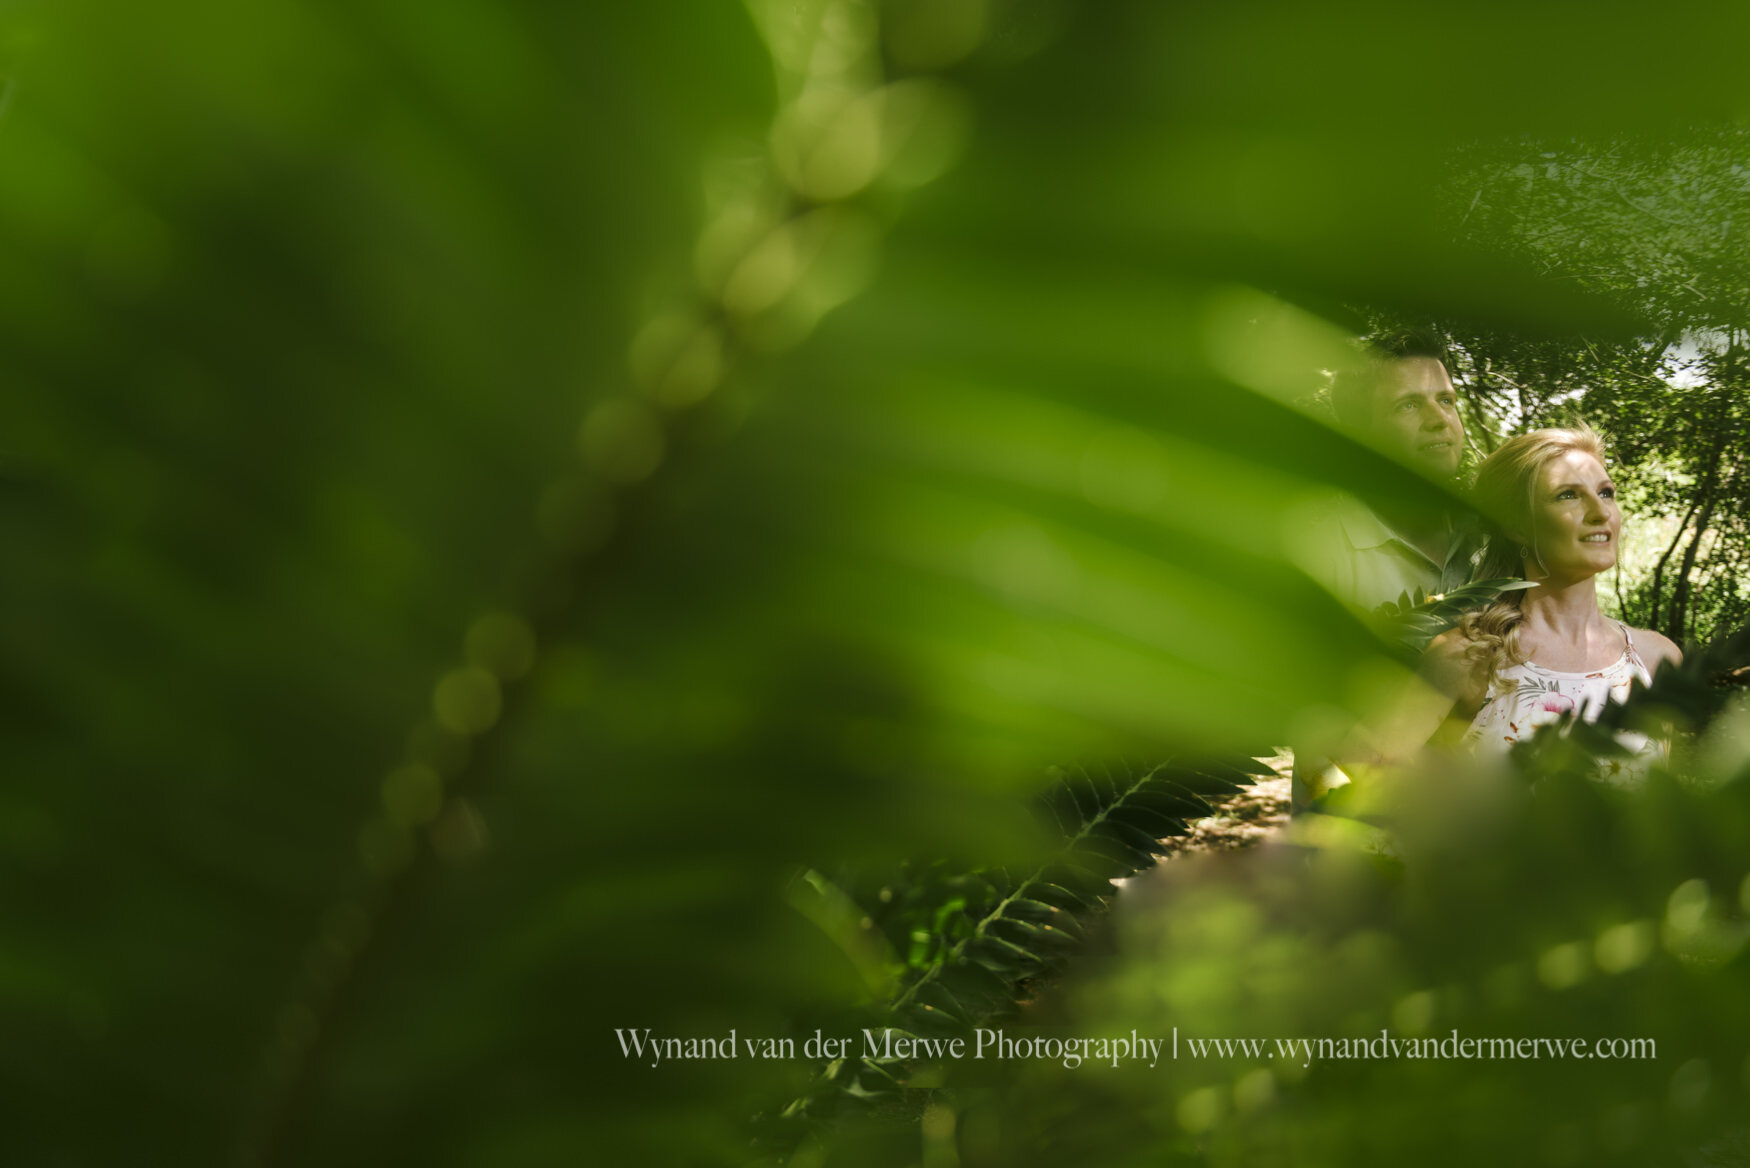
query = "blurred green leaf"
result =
(6, 0, 1750, 1165)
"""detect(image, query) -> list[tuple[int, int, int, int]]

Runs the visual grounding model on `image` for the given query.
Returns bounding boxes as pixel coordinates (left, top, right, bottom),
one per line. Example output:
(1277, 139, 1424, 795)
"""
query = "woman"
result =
(1418, 425, 1681, 775)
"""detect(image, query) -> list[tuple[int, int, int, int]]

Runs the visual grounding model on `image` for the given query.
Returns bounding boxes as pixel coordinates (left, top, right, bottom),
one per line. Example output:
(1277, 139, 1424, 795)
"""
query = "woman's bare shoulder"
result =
(1627, 625, 1683, 672)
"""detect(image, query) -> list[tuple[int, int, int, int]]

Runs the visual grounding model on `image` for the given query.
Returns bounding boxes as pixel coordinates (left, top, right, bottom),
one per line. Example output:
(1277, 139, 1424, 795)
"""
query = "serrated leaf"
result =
(1098, 816, 1173, 857)
(1105, 801, 1192, 840)
(915, 978, 970, 1016)
(1002, 897, 1084, 938)
(1076, 833, 1156, 877)
(900, 1001, 964, 1036)
(1194, 759, 1261, 786)
(990, 916, 1078, 950)
(1131, 783, 1213, 820)
(1166, 766, 1248, 796)
(967, 934, 1044, 978)
(937, 962, 1016, 1014)
(1030, 879, 1107, 912)
(1065, 775, 1100, 825)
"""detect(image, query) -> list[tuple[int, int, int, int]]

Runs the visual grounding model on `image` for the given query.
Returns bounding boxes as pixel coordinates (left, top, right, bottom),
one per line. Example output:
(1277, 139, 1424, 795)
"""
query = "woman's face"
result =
(1524, 450, 1620, 582)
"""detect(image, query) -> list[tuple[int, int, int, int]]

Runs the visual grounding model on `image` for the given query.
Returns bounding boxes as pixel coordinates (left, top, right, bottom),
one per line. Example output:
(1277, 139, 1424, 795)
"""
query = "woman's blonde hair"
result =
(1460, 423, 1609, 684)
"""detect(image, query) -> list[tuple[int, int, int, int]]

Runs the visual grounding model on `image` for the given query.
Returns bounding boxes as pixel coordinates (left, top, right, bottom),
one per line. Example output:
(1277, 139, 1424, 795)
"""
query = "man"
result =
(1309, 331, 1479, 609)
(1294, 332, 1481, 809)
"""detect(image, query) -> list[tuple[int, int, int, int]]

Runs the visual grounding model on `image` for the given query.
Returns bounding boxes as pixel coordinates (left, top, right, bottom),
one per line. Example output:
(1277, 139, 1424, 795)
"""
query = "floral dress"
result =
(1460, 622, 1656, 787)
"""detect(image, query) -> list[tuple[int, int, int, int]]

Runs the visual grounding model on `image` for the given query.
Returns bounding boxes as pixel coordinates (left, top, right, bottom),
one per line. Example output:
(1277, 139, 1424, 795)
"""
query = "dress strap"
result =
(1617, 621, 1649, 674)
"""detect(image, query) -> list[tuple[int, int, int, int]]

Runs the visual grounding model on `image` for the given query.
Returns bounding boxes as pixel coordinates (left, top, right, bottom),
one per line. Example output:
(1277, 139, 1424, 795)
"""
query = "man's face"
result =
(1369, 356, 1464, 479)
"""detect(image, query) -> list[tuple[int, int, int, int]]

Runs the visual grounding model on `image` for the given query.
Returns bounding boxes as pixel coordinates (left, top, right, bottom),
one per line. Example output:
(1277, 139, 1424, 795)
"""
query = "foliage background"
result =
(4, 0, 1750, 1164)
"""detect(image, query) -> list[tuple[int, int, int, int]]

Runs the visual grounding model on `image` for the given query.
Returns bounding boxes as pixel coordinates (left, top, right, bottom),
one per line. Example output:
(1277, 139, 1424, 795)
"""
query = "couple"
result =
(1309, 334, 1681, 778)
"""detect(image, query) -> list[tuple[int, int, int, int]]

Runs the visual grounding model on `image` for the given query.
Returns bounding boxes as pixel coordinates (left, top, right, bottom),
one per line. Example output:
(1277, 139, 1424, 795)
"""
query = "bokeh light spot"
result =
(723, 220, 803, 314)
(1535, 941, 1588, 990)
(1233, 1067, 1275, 1113)
(1594, 919, 1655, 974)
(1176, 1085, 1225, 1133)
(1390, 989, 1434, 1035)
(882, 0, 989, 70)
(381, 763, 444, 829)
(433, 667, 502, 735)
(630, 314, 725, 408)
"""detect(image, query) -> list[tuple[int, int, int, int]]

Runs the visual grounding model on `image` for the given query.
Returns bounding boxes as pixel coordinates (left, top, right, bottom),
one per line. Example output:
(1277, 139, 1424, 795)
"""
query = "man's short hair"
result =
(1330, 328, 1452, 429)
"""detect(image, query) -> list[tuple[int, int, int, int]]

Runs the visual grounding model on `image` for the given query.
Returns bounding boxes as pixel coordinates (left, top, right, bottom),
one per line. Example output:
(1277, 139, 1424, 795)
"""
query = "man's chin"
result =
(1414, 451, 1461, 479)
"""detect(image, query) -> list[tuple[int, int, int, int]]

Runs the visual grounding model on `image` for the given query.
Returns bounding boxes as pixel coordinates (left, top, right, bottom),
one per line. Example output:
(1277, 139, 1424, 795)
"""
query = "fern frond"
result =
(1374, 577, 1538, 656)
(770, 754, 1266, 1137)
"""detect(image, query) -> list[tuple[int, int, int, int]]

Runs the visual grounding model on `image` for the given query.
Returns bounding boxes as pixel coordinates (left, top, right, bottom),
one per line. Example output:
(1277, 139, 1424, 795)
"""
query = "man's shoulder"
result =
(1291, 489, 1473, 612)
(1289, 491, 1417, 610)
(1294, 490, 1392, 551)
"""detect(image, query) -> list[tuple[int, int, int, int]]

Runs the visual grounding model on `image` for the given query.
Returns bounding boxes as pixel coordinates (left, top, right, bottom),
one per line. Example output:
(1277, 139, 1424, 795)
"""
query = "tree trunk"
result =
(1647, 494, 1701, 631)
(1667, 490, 1717, 643)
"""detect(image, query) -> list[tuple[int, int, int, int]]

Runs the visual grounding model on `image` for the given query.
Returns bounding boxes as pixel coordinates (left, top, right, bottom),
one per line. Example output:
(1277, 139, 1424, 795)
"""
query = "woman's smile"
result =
(1526, 450, 1621, 580)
